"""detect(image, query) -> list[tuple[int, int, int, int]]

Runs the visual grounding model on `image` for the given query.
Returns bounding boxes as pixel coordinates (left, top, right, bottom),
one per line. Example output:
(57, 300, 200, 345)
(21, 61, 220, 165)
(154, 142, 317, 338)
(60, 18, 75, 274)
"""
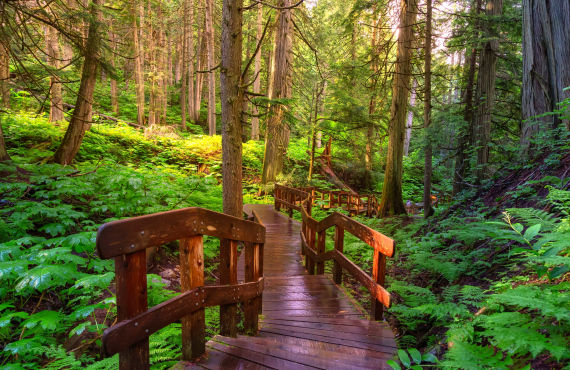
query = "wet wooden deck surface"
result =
(185, 204, 397, 369)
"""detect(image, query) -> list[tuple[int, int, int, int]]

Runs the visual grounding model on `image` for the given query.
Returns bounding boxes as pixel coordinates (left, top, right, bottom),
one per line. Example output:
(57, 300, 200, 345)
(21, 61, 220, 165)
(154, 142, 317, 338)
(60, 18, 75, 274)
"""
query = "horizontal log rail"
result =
(274, 184, 395, 320)
(298, 186, 381, 217)
(96, 207, 265, 370)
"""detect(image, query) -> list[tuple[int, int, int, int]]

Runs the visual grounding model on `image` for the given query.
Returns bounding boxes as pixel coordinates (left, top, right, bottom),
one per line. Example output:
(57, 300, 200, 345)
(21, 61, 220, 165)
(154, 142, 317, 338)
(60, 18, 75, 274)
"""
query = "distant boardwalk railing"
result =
(274, 184, 395, 320)
(96, 208, 265, 370)
(297, 186, 381, 217)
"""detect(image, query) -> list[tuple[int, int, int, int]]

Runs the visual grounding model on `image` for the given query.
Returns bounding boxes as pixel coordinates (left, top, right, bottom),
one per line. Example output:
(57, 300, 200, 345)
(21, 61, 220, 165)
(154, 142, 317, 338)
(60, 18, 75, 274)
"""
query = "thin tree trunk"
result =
(181, 0, 189, 127)
(261, 0, 293, 184)
(453, 0, 482, 194)
(133, 0, 145, 126)
(521, 0, 570, 156)
(0, 119, 9, 161)
(221, 0, 243, 218)
(205, 0, 216, 135)
(45, 25, 64, 122)
(404, 80, 417, 156)
(472, 0, 502, 182)
(109, 30, 119, 115)
(250, 3, 263, 140)
(423, 0, 433, 218)
(53, 0, 100, 165)
(0, 42, 10, 109)
(378, 0, 417, 217)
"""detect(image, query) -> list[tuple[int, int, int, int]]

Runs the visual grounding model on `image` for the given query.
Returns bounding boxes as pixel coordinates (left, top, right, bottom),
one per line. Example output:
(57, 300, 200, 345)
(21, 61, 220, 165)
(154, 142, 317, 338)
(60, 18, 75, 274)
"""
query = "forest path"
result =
(186, 204, 397, 369)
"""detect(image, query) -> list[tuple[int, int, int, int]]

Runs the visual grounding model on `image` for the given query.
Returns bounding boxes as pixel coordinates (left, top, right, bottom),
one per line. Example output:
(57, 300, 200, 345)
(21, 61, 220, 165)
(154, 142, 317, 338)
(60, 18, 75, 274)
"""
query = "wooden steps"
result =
(179, 204, 396, 369)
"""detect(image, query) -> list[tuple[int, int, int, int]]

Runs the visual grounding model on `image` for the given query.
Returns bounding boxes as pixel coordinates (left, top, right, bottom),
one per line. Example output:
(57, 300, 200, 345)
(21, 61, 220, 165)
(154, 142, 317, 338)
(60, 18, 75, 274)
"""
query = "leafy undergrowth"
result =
(0, 114, 269, 369)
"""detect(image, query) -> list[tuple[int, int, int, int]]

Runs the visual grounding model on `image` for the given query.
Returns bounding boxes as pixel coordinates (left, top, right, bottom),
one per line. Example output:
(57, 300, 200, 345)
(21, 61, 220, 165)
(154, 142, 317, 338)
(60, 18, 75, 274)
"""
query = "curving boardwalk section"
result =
(186, 204, 396, 369)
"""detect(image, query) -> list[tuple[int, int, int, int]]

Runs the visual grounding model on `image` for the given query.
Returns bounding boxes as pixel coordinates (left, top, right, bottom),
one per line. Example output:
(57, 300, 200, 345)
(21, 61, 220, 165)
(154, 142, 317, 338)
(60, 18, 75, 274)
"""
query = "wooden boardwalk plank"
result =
(190, 204, 396, 369)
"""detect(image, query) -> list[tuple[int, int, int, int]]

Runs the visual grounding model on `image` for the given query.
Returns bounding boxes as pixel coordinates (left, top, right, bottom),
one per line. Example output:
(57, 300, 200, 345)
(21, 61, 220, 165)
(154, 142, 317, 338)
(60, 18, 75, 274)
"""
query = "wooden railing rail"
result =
(298, 186, 380, 217)
(274, 184, 394, 320)
(96, 207, 265, 370)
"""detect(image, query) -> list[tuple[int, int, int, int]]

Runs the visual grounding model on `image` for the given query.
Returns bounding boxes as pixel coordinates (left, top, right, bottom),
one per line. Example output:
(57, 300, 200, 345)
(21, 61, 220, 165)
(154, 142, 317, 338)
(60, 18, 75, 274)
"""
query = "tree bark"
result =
(0, 119, 9, 161)
(250, 3, 263, 140)
(261, 0, 293, 184)
(133, 0, 145, 126)
(221, 0, 243, 218)
(53, 0, 100, 165)
(205, 0, 216, 135)
(404, 80, 417, 156)
(423, 0, 433, 218)
(44, 24, 64, 122)
(453, 0, 482, 194)
(0, 42, 10, 109)
(109, 30, 119, 115)
(181, 0, 189, 127)
(521, 0, 570, 156)
(378, 0, 417, 217)
(472, 0, 502, 182)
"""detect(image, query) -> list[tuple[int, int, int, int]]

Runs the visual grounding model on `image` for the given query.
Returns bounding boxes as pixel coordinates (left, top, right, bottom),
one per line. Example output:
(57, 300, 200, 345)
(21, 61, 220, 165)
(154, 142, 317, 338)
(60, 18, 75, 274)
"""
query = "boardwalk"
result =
(188, 204, 397, 369)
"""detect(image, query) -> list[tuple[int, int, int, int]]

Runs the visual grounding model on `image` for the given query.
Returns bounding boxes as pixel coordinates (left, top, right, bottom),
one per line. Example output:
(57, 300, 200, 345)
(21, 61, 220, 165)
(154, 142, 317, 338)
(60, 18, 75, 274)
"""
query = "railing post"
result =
(220, 238, 238, 336)
(275, 186, 280, 211)
(316, 230, 325, 274)
(115, 250, 149, 370)
(288, 192, 294, 218)
(372, 251, 387, 321)
(333, 226, 344, 284)
(306, 226, 315, 275)
(244, 242, 261, 334)
(180, 236, 205, 360)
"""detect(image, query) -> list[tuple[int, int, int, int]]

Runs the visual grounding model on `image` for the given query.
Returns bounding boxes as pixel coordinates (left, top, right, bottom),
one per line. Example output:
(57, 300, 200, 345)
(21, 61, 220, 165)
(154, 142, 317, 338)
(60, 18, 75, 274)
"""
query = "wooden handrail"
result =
(296, 185, 380, 217)
(274, 184, 394, 320)
(96, 207, 265, 370)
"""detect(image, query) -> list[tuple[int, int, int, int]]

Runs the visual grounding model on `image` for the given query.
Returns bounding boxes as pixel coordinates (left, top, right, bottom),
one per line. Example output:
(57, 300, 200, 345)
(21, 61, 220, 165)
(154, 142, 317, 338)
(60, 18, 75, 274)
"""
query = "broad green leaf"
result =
(523, 224, 541, 241)
(398, 349, 411, 368)
(386, 360, 402, 370)
(408, 348, 421, 364)
(512, 223, 523, 233)
(422, 353, 437, 363)
(22, 310, 64, 331)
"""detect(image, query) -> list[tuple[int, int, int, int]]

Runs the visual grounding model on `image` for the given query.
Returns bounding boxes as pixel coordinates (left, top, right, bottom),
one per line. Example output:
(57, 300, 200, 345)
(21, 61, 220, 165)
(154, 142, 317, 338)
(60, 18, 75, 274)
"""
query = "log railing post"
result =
(306, 226, 316, 274)
(288, 192, 294, 218)
(220, 238, 238, 336)
(333, 226, 344, 284)
(316, 230, 325, 274)
(372, 251, 387, 320)
(244, 241, 261, 334)
(115, 250, 149, 370)
(180, 235, 205, 360)
(275, 187, 280, 211)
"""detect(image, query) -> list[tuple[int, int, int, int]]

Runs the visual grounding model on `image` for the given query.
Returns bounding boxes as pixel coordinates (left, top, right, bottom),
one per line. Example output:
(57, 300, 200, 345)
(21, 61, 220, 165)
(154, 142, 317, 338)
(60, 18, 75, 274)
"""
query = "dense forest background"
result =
(0, 0, 569, 368)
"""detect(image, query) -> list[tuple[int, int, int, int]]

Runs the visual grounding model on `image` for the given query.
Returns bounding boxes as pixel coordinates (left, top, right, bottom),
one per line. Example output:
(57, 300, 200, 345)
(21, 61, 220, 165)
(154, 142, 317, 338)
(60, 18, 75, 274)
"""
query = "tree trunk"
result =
(404, 80, 417, 156)
(261, 0, 293, 184)
(0, 120, 9, 161)
(423, 0, 433, 219)
(453, 0, 482, 194)
(472, 0, 502, 182)
(109, 30, 119, 115)
(220, 0, 243, 218)
(181, 0, 189, 127)
(0, 42, 10, 109)
(521, 0, 570, 156)
(205, 0, 216, 135)
(250, 3, 263, 140)
(53, 0, 100, 165)
(45, 25, 64, 123)
(133, 0, 145, 126)
(378, 0, 417, 217)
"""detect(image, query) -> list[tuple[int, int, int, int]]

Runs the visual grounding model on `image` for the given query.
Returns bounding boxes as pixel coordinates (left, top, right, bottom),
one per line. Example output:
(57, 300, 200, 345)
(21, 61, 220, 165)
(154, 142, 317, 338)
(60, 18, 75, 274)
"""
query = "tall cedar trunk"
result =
(404, 80, 417, 156)
(453, 0, 482, 194)
(308, 81, 324, 180)
(133, 0, 145, 126)
(423, 0, 433, 218)
(53, 0, 100, 165)
(148, 4, 156, 126)
(365, 7, 381, 171)
(250, 3, 263, 140)
(187, 0, 197, 121)
(0, 120, 9, 161)
(378, 0, 417, 217)
(521, 0, 570, 156)
(205, 0, 216, 135)
(472, 0, 502, 182)
(45, 25, 64, 122)
(109, 30, 119, 115)
(181, 0, 189, 127)
(0, 42, 10, 109)
(221, 0, 243, 218)
(261, 0, 292, 184)
(190, 5, 205, 123)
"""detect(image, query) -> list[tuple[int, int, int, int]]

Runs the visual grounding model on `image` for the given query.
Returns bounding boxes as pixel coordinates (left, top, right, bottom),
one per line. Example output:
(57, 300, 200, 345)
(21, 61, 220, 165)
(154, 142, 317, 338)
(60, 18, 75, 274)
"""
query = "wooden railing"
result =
(96, 207, 265, 370)
(298, 186, 381, 217)
(274, 184, 394, 320)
